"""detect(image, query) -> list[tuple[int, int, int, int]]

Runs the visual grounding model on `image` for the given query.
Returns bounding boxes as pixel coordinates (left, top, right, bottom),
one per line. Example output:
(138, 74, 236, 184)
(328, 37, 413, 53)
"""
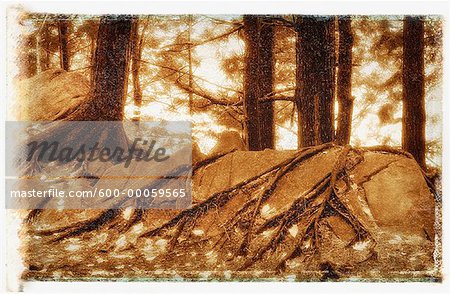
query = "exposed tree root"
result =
(139, 143, 334, 239)
(30, 164, 191, 242)
(192, 148, 237, 174)
(21, 122, 131, 224)
(238, 144, 337, 255)
(132, 144, 377, 273)
(362, 145, 414, 159)
(236, 145, 371, 271)
(25, 143, 433, 274)
(24, 198, 53, 224)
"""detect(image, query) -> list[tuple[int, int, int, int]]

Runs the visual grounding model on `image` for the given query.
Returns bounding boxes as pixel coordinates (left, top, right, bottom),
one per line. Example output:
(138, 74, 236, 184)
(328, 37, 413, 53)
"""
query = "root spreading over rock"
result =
(21, 144, 439, 281)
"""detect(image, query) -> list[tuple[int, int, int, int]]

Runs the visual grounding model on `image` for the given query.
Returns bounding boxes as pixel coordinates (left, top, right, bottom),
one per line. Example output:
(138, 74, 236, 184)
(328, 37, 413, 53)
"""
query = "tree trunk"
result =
(402, 16, 426, 169)
(68, 15, 133, 121)
(243, 16, 275, 151)
(294, 17, 314, 147)
(18, 34, 38, 79)
(295, 16, 336, 148)
(38, 23, 51, 72)
(187, 15, 194, 115)
(24, 16, 134, 222)
(243, 15, 262, 151)
(336, 16, 354, 145)
(89, 25, 98, 82)
(131, 19, 143, 121)
(258, 18, 275, 150)
(58, 17, 70, 71)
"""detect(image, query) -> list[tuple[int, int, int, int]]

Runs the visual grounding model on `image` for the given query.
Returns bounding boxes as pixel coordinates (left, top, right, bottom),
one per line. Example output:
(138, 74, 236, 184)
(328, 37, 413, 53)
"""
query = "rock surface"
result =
(14, 69, 89, 121)
(193, 148, 434, 241)
(21, 145, 440, 282)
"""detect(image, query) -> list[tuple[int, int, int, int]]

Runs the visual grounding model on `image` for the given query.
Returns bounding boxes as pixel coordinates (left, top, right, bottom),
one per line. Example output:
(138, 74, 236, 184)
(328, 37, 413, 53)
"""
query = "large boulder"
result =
(13, 69, 89, 121)
(193, 147, 435, 240)
(22, 145, 439, 281)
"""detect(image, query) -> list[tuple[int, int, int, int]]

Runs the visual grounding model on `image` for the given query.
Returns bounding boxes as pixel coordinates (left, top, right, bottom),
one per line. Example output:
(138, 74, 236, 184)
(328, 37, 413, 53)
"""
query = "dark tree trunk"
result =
(24, 16, 133, 222)
(295, 16, 336, 148)
(402, 16, 426, 169)
(58, 17, 70, 71)
(243, 16, 275, 151)
(294, 17, 314, 147)
(187, 15, 194, 115)
(131, 19, 143, 121)
(336, 16, 354, 145)
(18, 34, 37, 79)
(243, 15, 262, 151)
(258, 18, 275, 150)
(38, 23, 51, 72)
(88, 23, 98, 82)
(68, 15, 133, 121)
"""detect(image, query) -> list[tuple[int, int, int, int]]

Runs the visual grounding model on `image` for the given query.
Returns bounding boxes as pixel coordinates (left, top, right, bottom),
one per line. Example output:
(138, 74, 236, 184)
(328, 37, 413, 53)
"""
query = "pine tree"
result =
(402, 16, 426, 169)
(295, 16, 336, 147)
(336, 16, 354, 145)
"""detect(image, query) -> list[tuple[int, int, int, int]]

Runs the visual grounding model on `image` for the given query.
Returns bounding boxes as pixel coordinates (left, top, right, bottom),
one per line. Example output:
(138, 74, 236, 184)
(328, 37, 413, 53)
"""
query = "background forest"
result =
(13, 14, 443, 170)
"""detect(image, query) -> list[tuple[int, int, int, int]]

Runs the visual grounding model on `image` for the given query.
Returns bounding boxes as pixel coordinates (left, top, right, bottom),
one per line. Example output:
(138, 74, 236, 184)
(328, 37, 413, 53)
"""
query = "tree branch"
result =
(175, 80, 295, 107)
(175, 79, 240, 106)
(141, 60, 295, 108)
(140, 59, 243, 94)
(162, 25, 243, 52)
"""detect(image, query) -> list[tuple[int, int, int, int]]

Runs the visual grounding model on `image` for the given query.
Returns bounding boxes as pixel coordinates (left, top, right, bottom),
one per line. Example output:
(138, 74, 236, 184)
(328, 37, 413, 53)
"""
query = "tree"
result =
(402, 16, 426, 169)
(258, 18, 275, 149)
(243, 15, 262, 151)
(38, 22, 51, 72)
(295, 16, 336, 148)
(17, 34, 37, 79)
(68, 15, 133, 121)
(336, 16, 354, 145)
(130, 18, 147, 121)
(73, 18, 99, 80)
(23, 15, 134, 222)
(57, 16, 71, 71)
(187, 15, 194, 115)
(243, 16, 275, 151)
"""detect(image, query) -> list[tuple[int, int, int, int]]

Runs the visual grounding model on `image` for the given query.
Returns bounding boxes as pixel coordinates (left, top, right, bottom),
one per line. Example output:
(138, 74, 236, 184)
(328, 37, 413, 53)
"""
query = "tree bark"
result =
(187, 15, 194, 115)
(18, 34, 37, 79)
(295, 16, 336, 148)
(88, 22, 99, 82)
(258, 18, 275, 150)
(58, 17, 70, 71)
(294, 17, 314, 147)
(68, 15, 133, 121)
(336, 16, 354, 145)
(243, 16, 275, 151)
(402, 16, 426, 169)
(131, 19, 144, 121)
(243, 15, 262, 151)
(38, 23, 51, 72)
(23, 16, 134, 222)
